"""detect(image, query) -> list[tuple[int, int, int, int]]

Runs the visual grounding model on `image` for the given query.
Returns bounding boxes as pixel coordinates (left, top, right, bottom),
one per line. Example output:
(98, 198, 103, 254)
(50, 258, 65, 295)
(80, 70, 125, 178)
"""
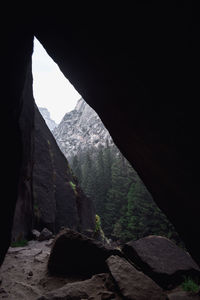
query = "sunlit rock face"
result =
(53, 98, 113, 160)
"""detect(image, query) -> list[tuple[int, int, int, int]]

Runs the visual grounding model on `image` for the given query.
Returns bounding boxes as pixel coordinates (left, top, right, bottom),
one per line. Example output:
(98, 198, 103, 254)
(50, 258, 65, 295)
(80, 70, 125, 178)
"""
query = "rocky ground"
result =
(1, 231, 200, 300)
(0, 239, 123, 299)
(0, 239, 84, 299)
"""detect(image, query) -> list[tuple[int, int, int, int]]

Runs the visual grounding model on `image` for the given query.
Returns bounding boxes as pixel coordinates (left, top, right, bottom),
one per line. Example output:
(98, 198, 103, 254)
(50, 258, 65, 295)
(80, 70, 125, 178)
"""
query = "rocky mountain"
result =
(39, 107, 57, 131)
(53, 98, 113, 161)
(52, 98, 182, 245)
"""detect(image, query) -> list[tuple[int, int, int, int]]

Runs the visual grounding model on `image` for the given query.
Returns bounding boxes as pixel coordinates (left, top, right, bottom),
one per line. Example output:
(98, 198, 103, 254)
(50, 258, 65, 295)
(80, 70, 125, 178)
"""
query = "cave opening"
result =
(31, 37, 183, 248)
(1, 8, 200, 298)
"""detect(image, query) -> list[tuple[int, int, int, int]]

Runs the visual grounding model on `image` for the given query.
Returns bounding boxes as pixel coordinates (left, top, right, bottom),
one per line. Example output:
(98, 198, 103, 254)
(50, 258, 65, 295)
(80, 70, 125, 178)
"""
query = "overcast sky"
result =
(32, 38, 81, 124)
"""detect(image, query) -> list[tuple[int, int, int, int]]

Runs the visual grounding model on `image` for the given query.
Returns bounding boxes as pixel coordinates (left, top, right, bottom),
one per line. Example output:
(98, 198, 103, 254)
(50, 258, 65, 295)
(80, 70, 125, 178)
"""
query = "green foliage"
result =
(11, 239, 28, 248)
(81, 151, 96, 200)
(70, 143, 182, 245)
(94, 214, 107, 242)
(95, 214, 101, 233)
(69, 181, 78, 196)
(181, 277, 199, 293)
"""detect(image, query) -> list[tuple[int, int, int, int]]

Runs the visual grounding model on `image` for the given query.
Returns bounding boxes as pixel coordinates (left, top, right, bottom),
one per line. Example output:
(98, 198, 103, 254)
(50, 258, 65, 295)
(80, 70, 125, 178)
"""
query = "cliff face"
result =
(33, 105, 95, 235)
(12, 66, 95, 242)
(12, 62, 35, 242)
(53, 98, 113, 161)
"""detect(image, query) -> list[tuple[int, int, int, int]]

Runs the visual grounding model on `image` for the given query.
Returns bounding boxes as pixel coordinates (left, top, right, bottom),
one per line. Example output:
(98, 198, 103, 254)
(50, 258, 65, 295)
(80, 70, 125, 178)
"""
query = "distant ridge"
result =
(53, 98, 113, 160)
(38, 107, 57, 131)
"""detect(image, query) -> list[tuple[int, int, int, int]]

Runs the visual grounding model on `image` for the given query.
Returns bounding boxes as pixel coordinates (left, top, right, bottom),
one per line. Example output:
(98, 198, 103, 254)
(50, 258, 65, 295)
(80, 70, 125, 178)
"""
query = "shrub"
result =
(69, 181, 78, 196)
(95, 214, 101, 233)
(181, 277, 199, 293)
(11, 239, 28, 248)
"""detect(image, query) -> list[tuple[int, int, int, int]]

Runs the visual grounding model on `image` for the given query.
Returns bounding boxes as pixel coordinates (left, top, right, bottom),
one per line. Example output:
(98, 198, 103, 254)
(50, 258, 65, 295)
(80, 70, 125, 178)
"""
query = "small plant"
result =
(94, 214, 107, 243)
(11, 239, 28, 248)
(181, 277, 199, 293)
(69, 181, 78, 196)
(95, 214, 101, 233)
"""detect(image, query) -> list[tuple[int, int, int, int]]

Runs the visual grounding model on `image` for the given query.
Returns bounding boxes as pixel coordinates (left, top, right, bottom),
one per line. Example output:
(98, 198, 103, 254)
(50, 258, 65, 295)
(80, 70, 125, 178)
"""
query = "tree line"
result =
(71, 141, 182, 245)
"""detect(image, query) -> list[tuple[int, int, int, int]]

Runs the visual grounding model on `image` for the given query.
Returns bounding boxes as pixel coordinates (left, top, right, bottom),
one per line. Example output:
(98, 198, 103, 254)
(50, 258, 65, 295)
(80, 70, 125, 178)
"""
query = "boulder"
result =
(106, 255, 166, 300)
(48, 228, 122, 276)
(167, 291, 200, 299)
(36, 273, 121, 300)
(31, 229, 40, 240)
(38, 228, 53, 241)
(122, 236, 200, 289)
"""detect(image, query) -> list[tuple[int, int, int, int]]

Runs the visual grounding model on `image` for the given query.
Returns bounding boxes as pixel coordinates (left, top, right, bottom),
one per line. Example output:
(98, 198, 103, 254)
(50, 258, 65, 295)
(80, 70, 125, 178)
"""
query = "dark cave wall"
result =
(0, 3, 199, 266)
(1, 26, 34, 264)
(12, 62, 35, 242)
(33, 105, 95, 234)
(33, 4, 199, 264)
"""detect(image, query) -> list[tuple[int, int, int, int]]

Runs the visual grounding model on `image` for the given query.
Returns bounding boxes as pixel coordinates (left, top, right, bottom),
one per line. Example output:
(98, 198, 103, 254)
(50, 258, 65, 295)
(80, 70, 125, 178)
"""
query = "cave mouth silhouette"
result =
(1, 5, 199, 269)
(31, 39, 183, 248)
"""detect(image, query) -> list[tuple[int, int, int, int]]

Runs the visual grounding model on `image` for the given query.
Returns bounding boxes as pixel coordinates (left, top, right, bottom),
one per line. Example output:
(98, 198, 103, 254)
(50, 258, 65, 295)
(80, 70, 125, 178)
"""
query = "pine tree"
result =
(81, 151, 96, 199)
(71, 155, 82, 183)
(70, 143, 182, 246)
(103, 140, 112, 192)
(95, 145, 106, 215)
(103, 159, 128, 237)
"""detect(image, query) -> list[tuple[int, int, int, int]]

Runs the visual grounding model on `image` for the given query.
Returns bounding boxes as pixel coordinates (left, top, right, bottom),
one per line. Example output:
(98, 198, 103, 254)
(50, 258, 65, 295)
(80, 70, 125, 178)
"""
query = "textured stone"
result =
(11, 61, 35, 244)
(14, 248, 42, 258)
(48, 228, 122, 276)
(34, 251, 50, 263)
(53, 98, 113, 160)
(33, 105, 95, 234)
(167, 291, 200, 299)
(36, 273, 121, 300)
(38, 228, 53, 241)
(106, 255, 166, 300)
(122, 236, 200, 289)
(28, 271, 33, 276)
(31, 229, 40, 240)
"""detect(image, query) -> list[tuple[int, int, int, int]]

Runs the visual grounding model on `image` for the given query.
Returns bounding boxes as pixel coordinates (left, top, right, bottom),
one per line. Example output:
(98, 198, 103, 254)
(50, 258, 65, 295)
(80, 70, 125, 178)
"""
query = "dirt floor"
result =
(0, 240, 84, 299)
(1, 239, 198, 300)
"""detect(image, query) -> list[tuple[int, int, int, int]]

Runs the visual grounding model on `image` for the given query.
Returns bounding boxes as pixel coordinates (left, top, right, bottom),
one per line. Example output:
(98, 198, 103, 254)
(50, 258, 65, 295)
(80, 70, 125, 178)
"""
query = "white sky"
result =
(32, 38, 81, 124)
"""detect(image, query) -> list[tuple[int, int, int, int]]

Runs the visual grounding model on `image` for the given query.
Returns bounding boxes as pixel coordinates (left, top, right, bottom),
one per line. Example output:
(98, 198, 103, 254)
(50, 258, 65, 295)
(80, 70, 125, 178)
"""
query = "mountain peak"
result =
(53, 98, 113, 160)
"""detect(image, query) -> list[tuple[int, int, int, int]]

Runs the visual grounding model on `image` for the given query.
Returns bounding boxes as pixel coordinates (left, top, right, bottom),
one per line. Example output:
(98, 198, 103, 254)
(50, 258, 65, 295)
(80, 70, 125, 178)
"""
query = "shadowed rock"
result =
(37, 273, 121, 300)
(33, 105, 95, 235)
(122, 236, 200, 289)
(106, 255, 166, 300)
(38, 228, 53, 241)
(31, 229, 40, 240)
(167, 290, 200, 300)
(48, 228, 122, 277)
